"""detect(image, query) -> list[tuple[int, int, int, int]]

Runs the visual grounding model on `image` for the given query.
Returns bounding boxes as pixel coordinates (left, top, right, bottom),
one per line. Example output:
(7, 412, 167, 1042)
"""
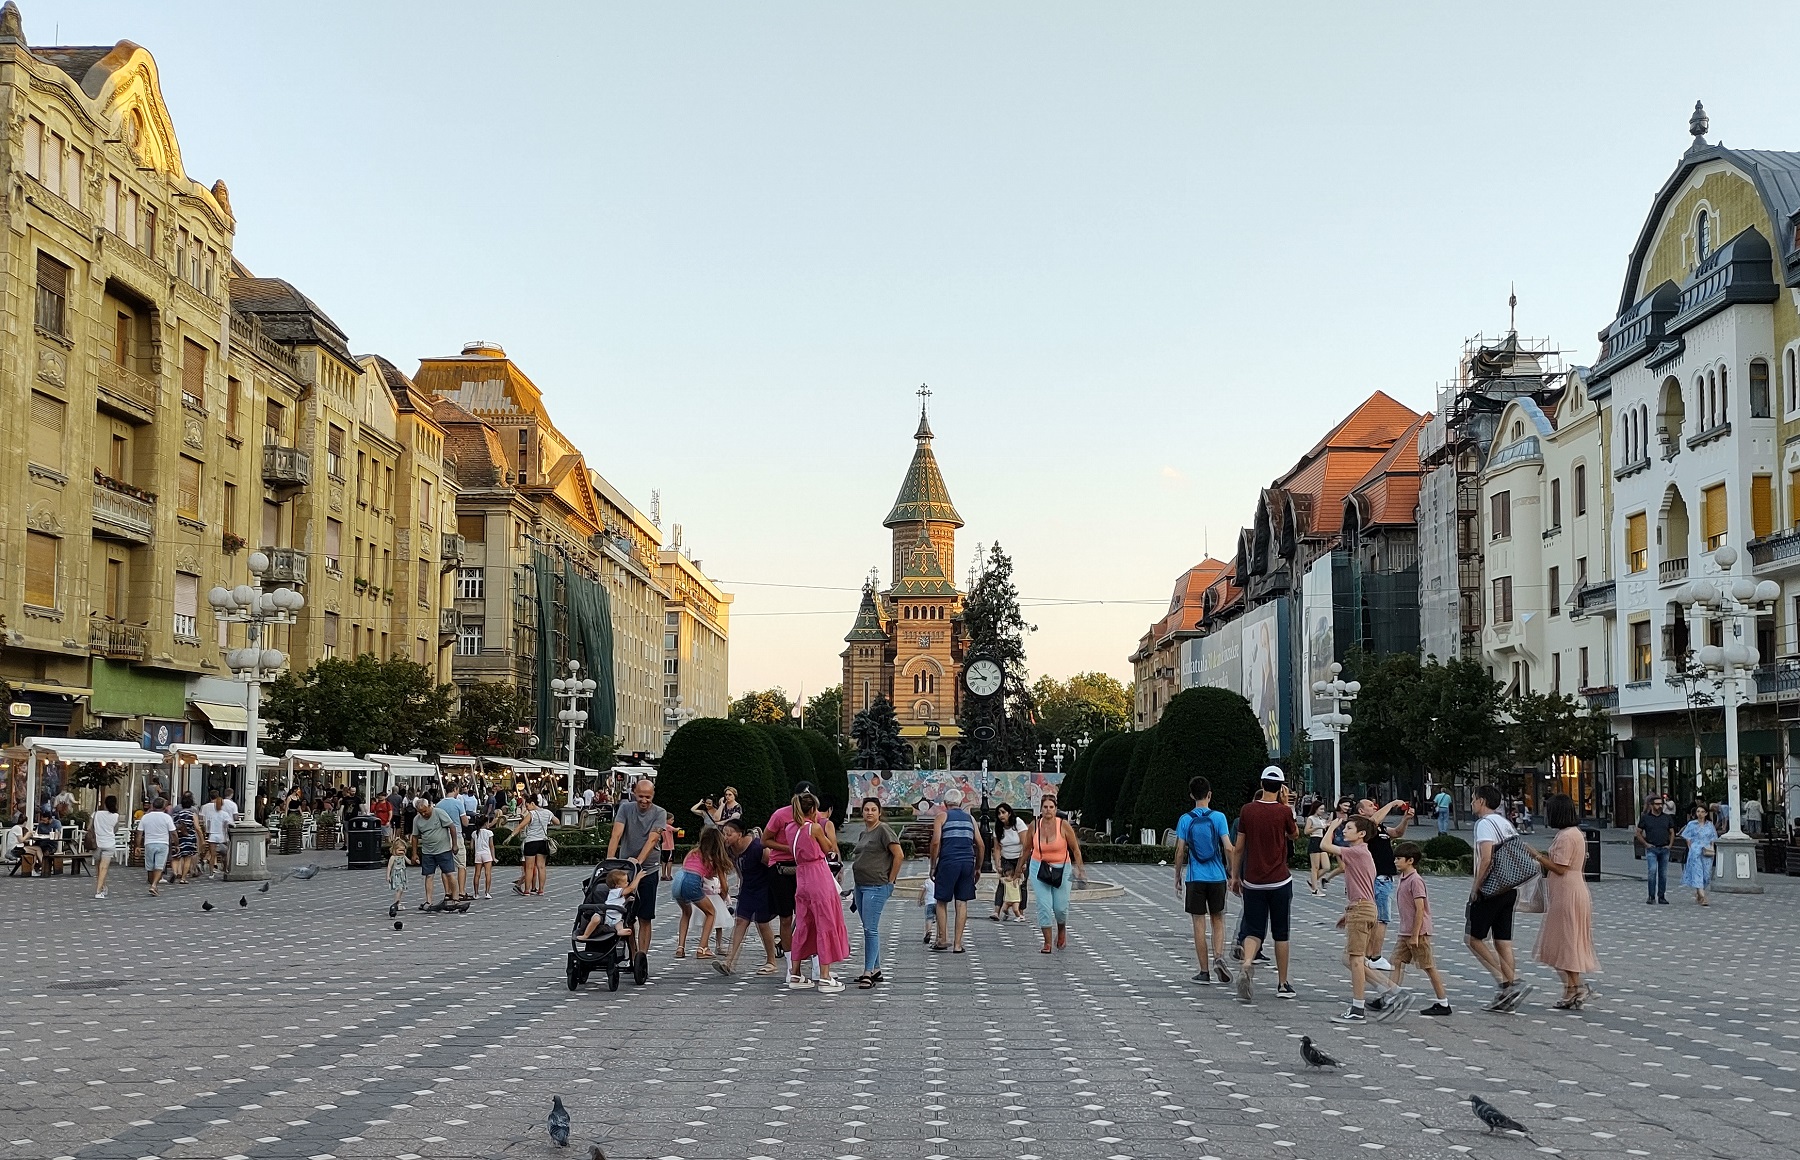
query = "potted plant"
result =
(222, 532, 246, 554)
(353, 576, 369, 593)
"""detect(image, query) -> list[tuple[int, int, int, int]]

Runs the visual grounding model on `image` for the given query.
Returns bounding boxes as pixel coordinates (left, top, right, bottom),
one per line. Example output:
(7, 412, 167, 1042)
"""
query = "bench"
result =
(51, 852, 94, 876)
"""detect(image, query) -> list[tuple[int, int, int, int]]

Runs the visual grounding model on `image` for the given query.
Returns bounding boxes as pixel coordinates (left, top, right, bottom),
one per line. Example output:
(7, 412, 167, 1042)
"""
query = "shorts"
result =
(1306, 836, 1323, 855)
(452, 836, 468, 867)
(934, 859, 977, 903)
(95, 847, 116, 867)
(1343, 900, 1379, 958)
(633, 873, 660, 921)
(419, 849, 456, 877)
(1184, 879, 1227, 916)
(1465, 889, 1516, 942)
(735, 883, 774, 925)
(1372, 876, 1395, 925)
(1239, 882, 1293, 944)
(522, 840, 549, 859)
(143, 843, 170, 871)
(1393, 934, 1435, 969)
(768, 866, 798, 918)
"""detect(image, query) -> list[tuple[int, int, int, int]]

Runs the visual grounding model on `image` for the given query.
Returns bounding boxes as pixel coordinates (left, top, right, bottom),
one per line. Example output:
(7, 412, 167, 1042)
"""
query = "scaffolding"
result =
(1417, 331, 1567, 662)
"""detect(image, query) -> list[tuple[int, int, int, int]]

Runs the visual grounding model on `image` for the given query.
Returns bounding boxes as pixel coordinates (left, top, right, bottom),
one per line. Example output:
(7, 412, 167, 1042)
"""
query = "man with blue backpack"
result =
(1174, 776, 1236, 986)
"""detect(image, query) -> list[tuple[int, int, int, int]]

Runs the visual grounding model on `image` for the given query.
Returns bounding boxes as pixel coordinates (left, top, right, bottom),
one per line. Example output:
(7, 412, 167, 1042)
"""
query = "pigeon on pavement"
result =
(258, 882, 270, 893)
(1300, 1036, 1339, 1068)
(291, 864, 320, 880)
(238, 896, 248, 907)
(1470, 1095, 1538, 1144)
(200, 900, 215, 911)
(548, 1095, 571, 1147)
(587, 1147, 607, 1160)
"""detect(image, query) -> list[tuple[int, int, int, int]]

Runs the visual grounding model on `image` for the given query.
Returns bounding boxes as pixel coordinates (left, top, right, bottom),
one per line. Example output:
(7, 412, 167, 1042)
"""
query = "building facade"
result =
(1130, 559, 1229, 728)
(659, 540, 731, 749)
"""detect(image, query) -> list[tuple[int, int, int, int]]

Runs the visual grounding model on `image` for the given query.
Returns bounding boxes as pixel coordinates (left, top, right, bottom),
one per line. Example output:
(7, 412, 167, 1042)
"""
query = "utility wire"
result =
(719, 578, 1164, 605)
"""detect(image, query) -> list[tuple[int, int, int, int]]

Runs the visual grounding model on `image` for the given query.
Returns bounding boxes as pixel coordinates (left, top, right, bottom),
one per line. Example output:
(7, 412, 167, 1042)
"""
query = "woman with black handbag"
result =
(1020, 793, 1086, 954)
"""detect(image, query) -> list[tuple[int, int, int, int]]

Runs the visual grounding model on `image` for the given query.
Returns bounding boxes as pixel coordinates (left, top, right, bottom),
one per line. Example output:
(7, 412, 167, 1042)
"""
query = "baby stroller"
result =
(566, 857, 651, 992)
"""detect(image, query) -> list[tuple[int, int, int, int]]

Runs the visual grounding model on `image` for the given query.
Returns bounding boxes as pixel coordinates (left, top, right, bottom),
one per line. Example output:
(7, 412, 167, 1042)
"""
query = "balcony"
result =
(1748, 527, 1800, 571)
(440, 532, 465, 571)
(92, 473, 156, 543)
(261, 444, 311, 489)
(440, 608, 463, 636)
(96, 359, 158, 421)
(89, 618, 147, 661)
(1579, 685, 1619, 712)
(1753, 661, 1800, 704)
(1659, 557, 1689, 585)
(1575, 580, 1616, 616)
(260, 547, 309, 587)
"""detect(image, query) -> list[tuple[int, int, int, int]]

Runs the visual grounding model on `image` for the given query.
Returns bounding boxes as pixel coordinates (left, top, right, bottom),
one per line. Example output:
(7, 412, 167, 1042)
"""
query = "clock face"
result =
(965, 659, 1003, 698)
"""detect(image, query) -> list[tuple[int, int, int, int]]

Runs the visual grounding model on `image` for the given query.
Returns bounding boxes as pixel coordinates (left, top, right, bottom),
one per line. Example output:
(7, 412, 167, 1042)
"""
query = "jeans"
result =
(854, 884, 893, 974)
(1436, 808, 1450, 835)
(1645, 845, 1670, 900)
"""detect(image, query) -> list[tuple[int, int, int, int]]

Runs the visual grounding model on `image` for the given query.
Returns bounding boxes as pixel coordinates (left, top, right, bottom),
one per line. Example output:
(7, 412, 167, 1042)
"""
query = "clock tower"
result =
(840, 390, 968, 765)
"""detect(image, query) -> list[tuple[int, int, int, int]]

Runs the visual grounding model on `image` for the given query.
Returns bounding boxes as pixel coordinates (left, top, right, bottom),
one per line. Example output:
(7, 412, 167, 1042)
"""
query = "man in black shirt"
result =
(1635, 794, 1675, 904)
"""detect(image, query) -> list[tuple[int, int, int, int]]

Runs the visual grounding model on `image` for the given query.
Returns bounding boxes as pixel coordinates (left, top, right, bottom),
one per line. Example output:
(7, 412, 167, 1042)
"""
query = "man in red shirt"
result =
(1227, 766, 1299, 1003)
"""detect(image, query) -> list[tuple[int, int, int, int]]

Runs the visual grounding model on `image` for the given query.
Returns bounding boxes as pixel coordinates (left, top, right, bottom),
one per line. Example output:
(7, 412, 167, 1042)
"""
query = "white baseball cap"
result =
(1260, 766, 1286, 783)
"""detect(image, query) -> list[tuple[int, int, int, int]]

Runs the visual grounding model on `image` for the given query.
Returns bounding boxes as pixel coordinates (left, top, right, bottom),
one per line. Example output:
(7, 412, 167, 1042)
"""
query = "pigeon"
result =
(547, 1095, 571, 1147)
(238, 896, 248, 908)
(393, 921, 403, 931)
(587, 1147, 607, 1160)
(291, 864, 320, 881)
(201, 900, 215, 911)
(258, 882, 270, 893)
(1300, 1036, 1339, 1069)
(1470, 1095, 1538, 1144)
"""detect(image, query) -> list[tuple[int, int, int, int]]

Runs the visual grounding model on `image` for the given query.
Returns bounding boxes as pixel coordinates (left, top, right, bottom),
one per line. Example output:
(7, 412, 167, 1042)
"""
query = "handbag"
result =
(1514, 869, 1546, 913)
(546, 836, 558, 856)
(1481, 828, 1538, 898)
(1035, 860, 1065, 889)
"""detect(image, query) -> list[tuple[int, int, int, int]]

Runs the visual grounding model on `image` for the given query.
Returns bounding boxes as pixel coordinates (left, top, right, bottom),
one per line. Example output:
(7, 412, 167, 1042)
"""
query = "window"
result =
(63, 147, 82, 210)
(1578, 646, 1590, 689)
(1552, 652, 1562, 695)
(1631, 620, 1653, 681)
(1548, 567, 1560, 616)
(457, 622, 484, 656)
(173, 574, 199, 639)
(1758, 614, 1776, 665)
(1751, 359, 1772, 418)
(1696, 208, 1712, 262)
(418, 561, 431, 605)
(265, 398, 285, 444)
(181, 338, 206, 407)
(29, 392, 65, 472)
(1492, 576, 1514, 624)
(663, 657, 679, 676)
(1490, 491, 1511, 540)
(1573, 464, 1588, 516)
(456, 566, 484, 600)
(1719, 366, 1728, 422)
(1549, 478, 1562, 529)
(177, 456, 202, 520)
(913, 671, 937, 695)
(1702, 483, 1728, 550)
(1788, 348, 1799, 415)
(34, 252, 68, 334)
(458, 513, 484, 542)
(1753, 475, 1774, 540)
(356, 450, 368, 503)
(142, 205, 157, 257)
(262, 500, 281, 549)
(323, 612, 340, 660)
(37, 129, 61, 194)
(1626, 513, 1648, 573)
(419, 479, 433, 525)
(22, 117, 41, 178)
(24, 531, 57, 608)
(353, 537, 364, 579)
(222, 481, 238, 534)
(1576, 556, 1588, 587)
(326, 425, 345, 479)
(325, 518, 343, 571)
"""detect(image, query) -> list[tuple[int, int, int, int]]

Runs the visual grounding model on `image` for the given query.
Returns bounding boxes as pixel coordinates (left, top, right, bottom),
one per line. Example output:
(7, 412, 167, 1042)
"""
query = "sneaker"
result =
(1419, 1001, 1453, 1017)
(1367, 992, 1388, 1012)
(1376, 990, 1415, 1022)
(1235, 962, 1254, 1003)
(93, 892, 106, 899)
(1276, 982, 1297, 999)
(1366, 956, 1393, 971)
(1645, 898, 1657, 905)
(1331, 1006, 1367, 1023)
(1497, 982, 1533, 1012)
(1656, 897, 1669, 904)
(483, 892, 492, 900)
(1192, 971, 1212, 985)
(1213, 957, 1232, 984)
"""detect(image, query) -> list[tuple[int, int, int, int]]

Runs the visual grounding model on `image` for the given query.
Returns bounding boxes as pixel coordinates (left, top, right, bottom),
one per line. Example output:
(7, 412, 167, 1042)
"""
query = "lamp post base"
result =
(224, 821, 272, 882)
(1710, 832, 1764, 894)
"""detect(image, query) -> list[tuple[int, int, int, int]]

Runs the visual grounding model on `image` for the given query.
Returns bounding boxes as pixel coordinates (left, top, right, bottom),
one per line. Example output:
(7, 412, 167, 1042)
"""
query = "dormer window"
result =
(1697, 208, 1712, 262)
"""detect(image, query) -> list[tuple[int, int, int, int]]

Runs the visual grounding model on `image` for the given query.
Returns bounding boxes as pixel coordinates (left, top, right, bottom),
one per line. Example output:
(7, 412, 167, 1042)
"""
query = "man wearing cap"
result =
(1227, 766, 1300, 1003)
(763, 782, 814, 976)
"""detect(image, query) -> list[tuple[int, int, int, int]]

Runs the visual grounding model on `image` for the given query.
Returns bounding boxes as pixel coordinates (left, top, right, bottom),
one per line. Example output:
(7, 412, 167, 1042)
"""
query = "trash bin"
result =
(1581, 825, 1601, 882)
(346, 813, 384, 869)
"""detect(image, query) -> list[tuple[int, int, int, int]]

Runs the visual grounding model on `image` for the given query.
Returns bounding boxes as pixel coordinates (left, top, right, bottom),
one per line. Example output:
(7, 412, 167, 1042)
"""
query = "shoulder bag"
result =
(1034, 819, 1065, 888)
(1479, 819, 1537, 898)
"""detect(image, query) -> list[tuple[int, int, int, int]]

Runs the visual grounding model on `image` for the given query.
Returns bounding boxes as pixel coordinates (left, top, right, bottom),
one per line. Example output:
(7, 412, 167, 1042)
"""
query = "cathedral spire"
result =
(915, 384, 934, 442)
(885, 388, 962, 529)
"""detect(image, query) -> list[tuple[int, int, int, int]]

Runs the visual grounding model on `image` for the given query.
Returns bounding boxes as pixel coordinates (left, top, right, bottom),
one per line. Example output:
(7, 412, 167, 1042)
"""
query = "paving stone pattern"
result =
(2, 853, 1798, 1159)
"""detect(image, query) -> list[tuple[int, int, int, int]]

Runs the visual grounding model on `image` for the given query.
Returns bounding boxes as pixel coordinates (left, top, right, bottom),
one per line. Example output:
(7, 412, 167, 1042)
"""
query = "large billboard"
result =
(1303, 554, 1336, 727)
(1179, 597, 1291, 758)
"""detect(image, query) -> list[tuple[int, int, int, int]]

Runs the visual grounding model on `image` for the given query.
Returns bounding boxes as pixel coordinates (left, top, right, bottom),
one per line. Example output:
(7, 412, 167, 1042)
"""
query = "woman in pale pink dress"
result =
(1530, 794, 1599, 1010)
(786, 792, 850, 993)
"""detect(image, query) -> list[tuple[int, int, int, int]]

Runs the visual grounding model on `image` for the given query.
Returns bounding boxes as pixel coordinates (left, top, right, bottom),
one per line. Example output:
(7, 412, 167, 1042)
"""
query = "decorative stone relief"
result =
(325, 597, 340, 614)
(183, 416, 204, 449)
(329, 484, 344, 513)
(175, 550, 201, 575)
(25, 503, 63, 534)
(36, 347, 65, 386)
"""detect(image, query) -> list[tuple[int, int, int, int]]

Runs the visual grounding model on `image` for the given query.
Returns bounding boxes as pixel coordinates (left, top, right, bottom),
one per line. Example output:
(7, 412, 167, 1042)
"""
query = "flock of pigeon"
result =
(1300, 1035, 1539, 1145)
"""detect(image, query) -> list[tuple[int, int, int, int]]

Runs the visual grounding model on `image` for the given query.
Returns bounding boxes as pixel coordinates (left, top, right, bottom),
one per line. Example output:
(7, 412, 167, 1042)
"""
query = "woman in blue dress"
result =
(1679, 803, 1717, 906)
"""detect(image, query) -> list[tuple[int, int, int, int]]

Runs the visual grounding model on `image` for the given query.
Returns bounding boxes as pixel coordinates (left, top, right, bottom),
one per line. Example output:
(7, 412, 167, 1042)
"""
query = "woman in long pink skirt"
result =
(1531, 794, 1600, 1010)
(787, 792, 850, 993)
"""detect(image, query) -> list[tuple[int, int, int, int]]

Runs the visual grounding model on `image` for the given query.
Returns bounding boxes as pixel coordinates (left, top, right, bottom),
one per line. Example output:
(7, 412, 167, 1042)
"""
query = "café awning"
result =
(166, 744, 278, 769)
(280, 749, 381, 772)
(23, 737, 164, 818)
(365, 753, 439, 780)
(189, 701, 249, 731)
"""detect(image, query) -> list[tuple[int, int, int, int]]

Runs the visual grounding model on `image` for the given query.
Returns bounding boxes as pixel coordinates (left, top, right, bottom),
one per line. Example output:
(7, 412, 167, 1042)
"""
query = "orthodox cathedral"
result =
(840, 396, 968, 766)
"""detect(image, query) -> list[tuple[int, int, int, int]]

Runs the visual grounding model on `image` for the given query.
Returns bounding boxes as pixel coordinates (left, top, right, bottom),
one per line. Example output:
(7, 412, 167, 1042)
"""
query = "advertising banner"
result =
(1303, 554, 1336, 726)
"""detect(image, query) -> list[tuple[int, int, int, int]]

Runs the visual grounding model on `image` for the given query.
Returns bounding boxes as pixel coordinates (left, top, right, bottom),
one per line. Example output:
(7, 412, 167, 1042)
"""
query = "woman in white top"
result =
(91, 794, 121, 899)
(988, 803, 1030, 921)
(510, 803, 556, 896)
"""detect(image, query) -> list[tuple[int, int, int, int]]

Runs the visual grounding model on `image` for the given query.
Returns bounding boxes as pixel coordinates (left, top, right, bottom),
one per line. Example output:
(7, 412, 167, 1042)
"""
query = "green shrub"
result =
(1113, 725, 1157, 837)
(1082, 843, 1176, 865)
(1082, 733, 1139, 829)
(1422, 834, 1473, 861)
(658, 718, 783, 830)
(794, 728, 851, 820)
(1058, 734, 1106, 821)
(756, 723, 817, 800)
(1134, 688, 1267, 836)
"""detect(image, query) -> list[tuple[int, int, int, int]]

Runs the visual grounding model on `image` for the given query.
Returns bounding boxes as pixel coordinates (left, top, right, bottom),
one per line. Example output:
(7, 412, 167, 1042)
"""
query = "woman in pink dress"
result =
(786, 792, 850, 993)
(1530, 794, 1599, 1010)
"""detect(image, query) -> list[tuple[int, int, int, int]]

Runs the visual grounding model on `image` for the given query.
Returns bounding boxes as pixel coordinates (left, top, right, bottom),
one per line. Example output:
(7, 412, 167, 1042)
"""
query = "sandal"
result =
(755, 962, 781, 976)
(870, 971, 884, 983)
(953, 946, 966, 954)
(696, 949, 714, 959)
(714, 961, 733, 977)
(930, 943, 950, 952)
(675, 948, 687, 959)
(855, 974, 875, 989)
(1040, 945, 1053, 954)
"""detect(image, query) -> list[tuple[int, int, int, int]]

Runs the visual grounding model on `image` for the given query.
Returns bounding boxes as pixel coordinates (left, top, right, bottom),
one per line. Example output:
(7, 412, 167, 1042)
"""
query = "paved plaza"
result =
(2, 852, 1799, 1160)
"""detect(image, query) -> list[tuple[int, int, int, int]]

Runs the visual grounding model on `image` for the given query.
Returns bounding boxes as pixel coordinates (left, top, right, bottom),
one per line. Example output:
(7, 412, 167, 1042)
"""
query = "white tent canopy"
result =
(23, 737, 164, 822)
(437, 755, 478, 768)
(166, 744, 278, 769)
(365, 753, 438, 778)
(280, 749, 381, 772)
(480, 757, 541, 772)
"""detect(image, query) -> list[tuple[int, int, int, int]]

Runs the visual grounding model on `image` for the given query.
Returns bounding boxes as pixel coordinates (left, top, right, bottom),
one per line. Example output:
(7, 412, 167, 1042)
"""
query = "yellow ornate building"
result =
(841, 400, 967, 765)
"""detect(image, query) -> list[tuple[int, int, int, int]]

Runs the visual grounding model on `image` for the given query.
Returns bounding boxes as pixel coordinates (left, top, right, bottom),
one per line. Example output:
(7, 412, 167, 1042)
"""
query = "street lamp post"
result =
(1035, 744, 1046, 773)
(207, 551, 304, 881)
(1312, 662, 1359, 804)
(1050, 739, 1069, 775)
(551, 660, 597, 826)
(1676, 545, 1777, 895)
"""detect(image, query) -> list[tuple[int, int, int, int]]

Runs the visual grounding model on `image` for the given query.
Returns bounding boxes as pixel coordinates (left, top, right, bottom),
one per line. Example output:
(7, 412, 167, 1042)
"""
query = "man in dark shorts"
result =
(762, 781, 813, 968)
(1227, 766, 1299, 1003)
(716, 817, 777, 976)
(606, 778, 668, 950)
(1174, 776, 1234, 986)
(1466, 783, 1531, 1011)
(928, 789, 984, 953)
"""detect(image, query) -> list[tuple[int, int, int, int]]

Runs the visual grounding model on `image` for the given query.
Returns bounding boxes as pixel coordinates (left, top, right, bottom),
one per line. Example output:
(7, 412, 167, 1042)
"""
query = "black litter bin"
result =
(1581, 825, 1601, 882)
(346, 813, 384, 869)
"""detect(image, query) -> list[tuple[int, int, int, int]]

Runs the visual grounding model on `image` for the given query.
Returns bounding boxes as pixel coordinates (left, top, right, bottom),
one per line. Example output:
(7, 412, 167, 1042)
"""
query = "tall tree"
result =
(802, 686, 844, 738)
(456, 681, 532, 755)
(1413, 656, 1512, 783)
(1345, 651, 1427, 781)
(1032, 672, 1133, 741)
(954, 542, 1037, 768)
(1134, 687, 1266, 834)
(263, 654, 457, 756)
(728, 687, 793, 725)
(851, 694, 909, 771)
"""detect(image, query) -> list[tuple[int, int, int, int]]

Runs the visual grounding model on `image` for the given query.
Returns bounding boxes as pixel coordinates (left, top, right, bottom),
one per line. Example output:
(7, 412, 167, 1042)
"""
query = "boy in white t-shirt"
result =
(91, 795, 121, 899)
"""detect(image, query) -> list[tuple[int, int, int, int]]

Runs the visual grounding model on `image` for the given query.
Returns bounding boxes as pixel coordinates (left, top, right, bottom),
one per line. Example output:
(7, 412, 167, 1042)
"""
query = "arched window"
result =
(1697, 208, 1712, 262)
(1787, 347, 1798, 414)
(1719, 365, 1729, 419)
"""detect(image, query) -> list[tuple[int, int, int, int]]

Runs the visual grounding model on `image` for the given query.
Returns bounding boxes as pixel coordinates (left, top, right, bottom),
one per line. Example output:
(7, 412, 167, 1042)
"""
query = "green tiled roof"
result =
(883, 409, 963, 529)
(891, 534, 959, 597)
(844, 585, 888, 641)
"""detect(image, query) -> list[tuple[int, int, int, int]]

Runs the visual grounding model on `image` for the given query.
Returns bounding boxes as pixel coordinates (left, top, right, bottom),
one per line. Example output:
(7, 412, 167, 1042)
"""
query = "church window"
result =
(1696, 208, 1712, 262)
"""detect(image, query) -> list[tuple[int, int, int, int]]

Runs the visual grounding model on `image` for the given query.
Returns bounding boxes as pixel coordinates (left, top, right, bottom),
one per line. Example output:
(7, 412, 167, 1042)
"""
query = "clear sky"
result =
(26, 1, 1800, 699)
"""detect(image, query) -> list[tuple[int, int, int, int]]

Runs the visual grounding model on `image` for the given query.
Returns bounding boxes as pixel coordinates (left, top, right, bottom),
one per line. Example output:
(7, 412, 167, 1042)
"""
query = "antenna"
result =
(649, 489, 661, 527)
(672, 523, 683, 550)
(1508, 284, 1517, 333)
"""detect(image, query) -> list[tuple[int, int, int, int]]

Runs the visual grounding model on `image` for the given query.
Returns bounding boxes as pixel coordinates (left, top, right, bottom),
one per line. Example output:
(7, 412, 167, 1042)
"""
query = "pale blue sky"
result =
(27, 1, 1800, 699)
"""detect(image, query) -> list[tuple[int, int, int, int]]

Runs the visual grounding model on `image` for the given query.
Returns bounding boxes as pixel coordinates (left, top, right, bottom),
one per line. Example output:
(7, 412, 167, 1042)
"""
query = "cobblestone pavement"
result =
(3, 852, 1799, 1160)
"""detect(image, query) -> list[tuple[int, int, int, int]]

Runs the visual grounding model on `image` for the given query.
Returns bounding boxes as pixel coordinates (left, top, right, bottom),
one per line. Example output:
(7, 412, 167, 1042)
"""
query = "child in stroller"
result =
(567, 859, 651, 992)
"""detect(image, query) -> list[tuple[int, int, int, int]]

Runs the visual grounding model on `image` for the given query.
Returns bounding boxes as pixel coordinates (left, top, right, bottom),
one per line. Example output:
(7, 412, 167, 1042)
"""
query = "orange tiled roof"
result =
(1133, 557, 1231, 656)
(1275, 391, 1422, 539)
(1345, 413, 1430, 528)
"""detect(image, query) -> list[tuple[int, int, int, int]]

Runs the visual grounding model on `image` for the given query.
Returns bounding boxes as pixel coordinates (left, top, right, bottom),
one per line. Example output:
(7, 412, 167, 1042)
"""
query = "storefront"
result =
(163, 744, 277, 811)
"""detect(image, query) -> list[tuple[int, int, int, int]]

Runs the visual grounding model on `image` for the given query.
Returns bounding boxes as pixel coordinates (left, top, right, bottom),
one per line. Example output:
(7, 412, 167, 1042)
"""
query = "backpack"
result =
(1185, 808, 1223, 867)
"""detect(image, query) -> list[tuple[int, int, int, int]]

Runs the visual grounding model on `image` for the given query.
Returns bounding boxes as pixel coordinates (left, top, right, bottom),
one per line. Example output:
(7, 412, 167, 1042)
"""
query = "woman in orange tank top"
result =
(1021, 793, 1086, 953)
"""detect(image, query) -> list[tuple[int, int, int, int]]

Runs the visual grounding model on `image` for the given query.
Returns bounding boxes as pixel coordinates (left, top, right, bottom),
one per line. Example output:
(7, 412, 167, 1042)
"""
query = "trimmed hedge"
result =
(1133, 688, 1266, 836)
(1058, 732, 1108, 821)
(1422, 834, 1473, 861)
(794, 728, 851, 819)
(1083, 732, 1138, 829)
(757, 723, 817, 799)
(659, 718, 783, 829)
(1113, 725, 1157, 837)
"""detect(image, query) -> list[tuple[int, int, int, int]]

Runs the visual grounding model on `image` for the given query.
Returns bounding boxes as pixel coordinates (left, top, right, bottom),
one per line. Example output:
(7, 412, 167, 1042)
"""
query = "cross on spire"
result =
(913, 384, 935, 441)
